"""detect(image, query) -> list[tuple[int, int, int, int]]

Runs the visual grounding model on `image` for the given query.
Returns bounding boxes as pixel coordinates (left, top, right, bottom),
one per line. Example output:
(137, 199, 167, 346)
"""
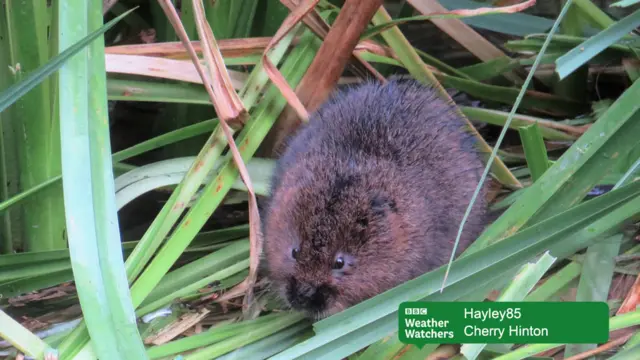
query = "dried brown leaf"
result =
(105, 53, 248, 88)
(143, 308, 210, 345)
(408, 0, 536, 18)
(192, 0, 246, 121)
(407, 0, 507, 62)
(262, 0, 385, 156)
(279, 0, 384, 82)
(295, 0, 384, 113)
(259, 0, 323, 122)
(105, 38, 272, 59)
(191, 0, 263, 317)
(279, 0, 332, 38)
(106, 36, 394, 65)
(616, 274, 640, 315)
(563, 333, 633, 360)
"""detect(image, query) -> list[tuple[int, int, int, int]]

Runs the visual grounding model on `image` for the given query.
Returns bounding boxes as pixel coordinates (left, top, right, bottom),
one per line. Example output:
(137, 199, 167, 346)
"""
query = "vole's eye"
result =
(333, 257, 345, 270)
(291, 248, 299, 260)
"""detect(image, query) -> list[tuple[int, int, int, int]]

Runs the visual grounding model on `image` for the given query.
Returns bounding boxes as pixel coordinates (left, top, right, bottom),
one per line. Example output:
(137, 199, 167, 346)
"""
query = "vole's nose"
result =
(296, 281, 316, 298)
(287, 278, 332, 311)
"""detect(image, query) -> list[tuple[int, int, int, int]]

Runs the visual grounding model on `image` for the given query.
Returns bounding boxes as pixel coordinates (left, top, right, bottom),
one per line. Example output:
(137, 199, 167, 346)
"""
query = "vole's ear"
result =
(369, 194, 397, 217)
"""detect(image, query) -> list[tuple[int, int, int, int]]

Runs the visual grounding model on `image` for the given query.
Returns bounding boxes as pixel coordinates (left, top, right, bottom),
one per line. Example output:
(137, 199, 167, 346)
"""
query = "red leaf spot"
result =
(194, 161, 204, 172)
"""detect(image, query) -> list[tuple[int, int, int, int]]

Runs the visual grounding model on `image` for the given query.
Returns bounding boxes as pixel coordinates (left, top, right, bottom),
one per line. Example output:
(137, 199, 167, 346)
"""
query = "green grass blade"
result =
(354, 333, 405, 360)
(122, 126, 231, 283)
(0, 227, 242, 300)
(618, 158, 640, 186)
(136, 241, 250, 316)
(507, 34, 640, 55)
(462, 107, 577, 141)
(106, 78, 211, 104)
(0, 269, 73, 299)
(205, 0, 259, 39)
(609, 342, 640, 360)
(622, 329, 640, 350)
(185, 313, 306, 360)
(555, 1, 588, 103)
(565, 158, 639, 357)
(58, 2, 146, 359)
(147, 313, 285, 359)
(2, 118, 220, 218)
(4, 0, 66, 251)
(527, 121, 640, 226)
(524, 262, 582, 302)
(518, 123, 551, 182)
(461, 252, 557, 360)
(414, 48, 474, 80)
(0, 258, 70, 282)
(469, 76, 640, 252)
(437, 74, 587, 116)
(611, 0, 640, 7)
(494, 309, 640, 360)
(565, 234, 624, 357)
(623, 59, 640, 82)
(0, 176, 60, 214)
(458, 56, 521, 82)
(573, 0, 616, 29)
(556, 7, 640, 79)
(114, 157, 273, 211)
(0, 0, 17, 253)
(111, 119, 217, 162)
(215, 323, 312, 360)
(0, 309, 50, 358)
(0, 8, 135, 113)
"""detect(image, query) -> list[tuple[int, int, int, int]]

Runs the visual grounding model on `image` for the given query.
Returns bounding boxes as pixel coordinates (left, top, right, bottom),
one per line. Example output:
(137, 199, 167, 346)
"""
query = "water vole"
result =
(261, 80, 489, 319)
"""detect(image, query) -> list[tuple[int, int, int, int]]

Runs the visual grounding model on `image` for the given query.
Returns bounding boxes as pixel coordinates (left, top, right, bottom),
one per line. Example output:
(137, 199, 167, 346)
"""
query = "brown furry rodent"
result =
(261, 80, 489, 319)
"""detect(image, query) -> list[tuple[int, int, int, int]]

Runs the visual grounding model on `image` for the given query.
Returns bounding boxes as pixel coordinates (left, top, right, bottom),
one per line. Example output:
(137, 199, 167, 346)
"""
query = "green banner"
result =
(399, 302, 609, 346)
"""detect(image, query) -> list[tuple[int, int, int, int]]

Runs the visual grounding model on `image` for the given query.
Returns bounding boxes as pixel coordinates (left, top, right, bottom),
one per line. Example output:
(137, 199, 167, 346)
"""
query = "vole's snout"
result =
(286, 277, 335, 312)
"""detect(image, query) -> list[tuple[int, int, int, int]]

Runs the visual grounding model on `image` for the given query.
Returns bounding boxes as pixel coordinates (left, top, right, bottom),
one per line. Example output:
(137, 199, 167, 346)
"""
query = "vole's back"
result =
(271, 80, 487, 254)
(277, 80, 481, 174)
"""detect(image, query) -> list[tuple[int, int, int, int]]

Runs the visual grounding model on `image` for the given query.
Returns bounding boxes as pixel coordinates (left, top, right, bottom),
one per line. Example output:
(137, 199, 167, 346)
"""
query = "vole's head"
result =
(262, 159, 416, 319)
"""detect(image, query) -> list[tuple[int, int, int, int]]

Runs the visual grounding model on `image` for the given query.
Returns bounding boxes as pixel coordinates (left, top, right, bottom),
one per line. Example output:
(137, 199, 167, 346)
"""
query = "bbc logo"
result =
(405, 308, 427, 315)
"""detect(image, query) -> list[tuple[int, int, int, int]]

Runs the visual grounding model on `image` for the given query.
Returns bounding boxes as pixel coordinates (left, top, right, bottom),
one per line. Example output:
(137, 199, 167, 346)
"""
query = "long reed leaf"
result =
(556, 7, 640, 79)
(58, 2, 146, 359)
(519, 124, 551, 182)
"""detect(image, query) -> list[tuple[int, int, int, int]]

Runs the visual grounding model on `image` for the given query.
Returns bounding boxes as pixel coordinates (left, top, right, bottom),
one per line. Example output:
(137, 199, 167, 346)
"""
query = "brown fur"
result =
(261, 80, 490, 319)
